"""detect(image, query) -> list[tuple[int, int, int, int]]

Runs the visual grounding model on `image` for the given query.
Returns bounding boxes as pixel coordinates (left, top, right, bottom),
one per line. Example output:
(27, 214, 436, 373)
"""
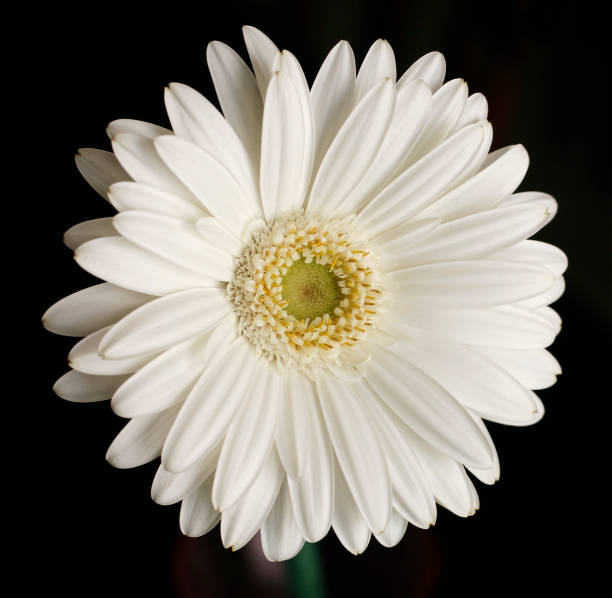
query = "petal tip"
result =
(52, 378, 63, 397)
(110, 397, 129, 419)
(105, 447, 120, 468)
(242, 24, 261, 39)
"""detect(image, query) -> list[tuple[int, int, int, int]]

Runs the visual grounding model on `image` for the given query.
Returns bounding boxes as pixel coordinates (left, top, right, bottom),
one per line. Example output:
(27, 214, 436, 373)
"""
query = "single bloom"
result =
(44, 26, 566, 561)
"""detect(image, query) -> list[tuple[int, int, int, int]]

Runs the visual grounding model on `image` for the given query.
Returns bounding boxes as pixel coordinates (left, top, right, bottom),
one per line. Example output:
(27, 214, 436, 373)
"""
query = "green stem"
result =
(285, 542, 327, 598)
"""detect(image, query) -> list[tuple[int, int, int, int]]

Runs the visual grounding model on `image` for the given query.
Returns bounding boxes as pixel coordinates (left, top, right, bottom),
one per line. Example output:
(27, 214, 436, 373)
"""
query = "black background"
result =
(22, 0, 608, 596)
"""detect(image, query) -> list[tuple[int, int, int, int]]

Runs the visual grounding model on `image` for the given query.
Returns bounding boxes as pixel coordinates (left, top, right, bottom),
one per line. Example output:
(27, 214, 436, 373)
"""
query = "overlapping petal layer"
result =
(45, 26, 564, 561)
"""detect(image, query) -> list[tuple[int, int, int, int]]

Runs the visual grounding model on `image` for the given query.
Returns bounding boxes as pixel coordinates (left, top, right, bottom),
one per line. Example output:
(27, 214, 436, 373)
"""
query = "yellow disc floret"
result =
(228, 212, 382, 373)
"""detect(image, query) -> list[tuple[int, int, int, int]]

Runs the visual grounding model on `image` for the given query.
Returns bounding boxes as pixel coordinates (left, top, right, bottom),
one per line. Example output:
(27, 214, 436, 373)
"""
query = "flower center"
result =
(228, 212, 382, 373)
(281, 259, 341, 320)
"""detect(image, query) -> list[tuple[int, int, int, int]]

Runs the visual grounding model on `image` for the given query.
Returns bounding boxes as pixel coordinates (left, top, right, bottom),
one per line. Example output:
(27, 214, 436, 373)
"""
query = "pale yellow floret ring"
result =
(228, 212, 381, 371)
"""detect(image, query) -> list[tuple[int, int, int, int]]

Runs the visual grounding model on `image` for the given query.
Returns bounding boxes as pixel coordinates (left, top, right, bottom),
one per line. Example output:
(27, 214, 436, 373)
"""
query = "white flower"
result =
(44, 26, 566, 561)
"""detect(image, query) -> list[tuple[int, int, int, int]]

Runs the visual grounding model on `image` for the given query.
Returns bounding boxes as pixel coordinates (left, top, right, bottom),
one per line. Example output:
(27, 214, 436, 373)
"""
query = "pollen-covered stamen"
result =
(228, 212, 382, 372)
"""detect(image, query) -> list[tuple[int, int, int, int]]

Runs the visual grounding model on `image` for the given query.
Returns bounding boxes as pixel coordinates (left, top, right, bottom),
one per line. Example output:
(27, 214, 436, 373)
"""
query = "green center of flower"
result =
(281, 259, 341, 321)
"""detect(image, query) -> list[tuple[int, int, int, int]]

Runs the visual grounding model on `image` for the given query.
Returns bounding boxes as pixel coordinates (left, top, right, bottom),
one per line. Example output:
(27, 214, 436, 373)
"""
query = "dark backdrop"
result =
(24, 1, 607, 596)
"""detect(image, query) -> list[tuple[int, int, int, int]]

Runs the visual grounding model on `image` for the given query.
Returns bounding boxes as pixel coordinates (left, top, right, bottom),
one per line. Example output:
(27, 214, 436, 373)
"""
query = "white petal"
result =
(111, 334, 209, 418)
(164, 82, 259, 206)
(408, 79, 468, 162)
(162, 339, 257, 473)
(310, 41, 356, 174)
(318, 374, 391, 533)
(499, 192, 558, 224)
(68, 326, 157, 375)
(243, 26, 279, 98)
(406, 432, 477, 517)
(108, 182, 206, 219)
(455, 118, 494, 178)
(212, 364, 282, 510)
(386, 202, 551, 269)
(528, 393, 546, 426)
(375, 510, 407, 547)
(221, 448, 284, 551)
(100, 288, 229, 359)
(467, 477, 480, 513)
(356, 121, 490, 236)
(336, 79, 432, 215)
(202, 313, 239, 368)
(362, 392, 436, 528)
(75, 237, 216, 296)
(476, 347, 561, 390)
(64, 218, 116, 250)
(354, 39, 396, 103)
(365, 346, 493, 469)
(395, 332, 542, 425)
(154, 134, 260, 236)
(328, 359, 368, 380)
(260, 69, 313, 219)
(152, 445, 220, 506)
(534, 289, 564, 316)
(195, 217, 241, 256)
(308, 79, 396, 214)
(113, 210, 233, 280)
(465, 414, 500, 485)
(389, 304, 559, 349)
(397, 51, 446, 93)
(43, 283, 152, 337)
(111, 133, 197, 201)
(179, 475, 220, 537)
(489, 240, 568, 277)
(273, 48, 312, 101)
(275, 51, 315, 209)
(75, 148, 129, 200)
(375, 218, 440, 259)
(389, 260, 555, 307)
(261, 479, 304, 562)
(419, 144, 530, 221)
(457, 93, 488, 129)
(53, 370, 128, 403)
(275, 370, 316, 480)
(536, 305, 561, 329)
(107, 119, 171, 139)
(517, 275, 565, 309)
(288, 400, 334, 542)
(106, 406, 180, 469)
(207, 41, 263, 172)
(332, 459, 371, 554)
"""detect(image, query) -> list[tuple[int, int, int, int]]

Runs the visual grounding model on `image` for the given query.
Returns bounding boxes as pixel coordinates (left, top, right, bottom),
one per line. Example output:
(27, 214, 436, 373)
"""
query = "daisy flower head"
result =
(44, 26, 566, 561)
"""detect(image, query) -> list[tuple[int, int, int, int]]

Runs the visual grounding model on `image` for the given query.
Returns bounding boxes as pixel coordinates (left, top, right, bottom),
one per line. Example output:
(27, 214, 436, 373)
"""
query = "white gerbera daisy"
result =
(44, 26, 566, 561)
